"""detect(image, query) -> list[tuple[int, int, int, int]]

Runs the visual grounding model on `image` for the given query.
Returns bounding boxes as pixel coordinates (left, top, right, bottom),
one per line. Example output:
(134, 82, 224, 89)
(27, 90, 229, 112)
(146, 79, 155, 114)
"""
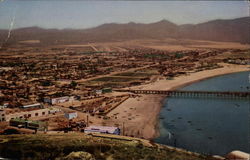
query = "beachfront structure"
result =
(84, 126, 120, 135)
(44, 96, 73, 105)
(64, 112, 77, 120)
(0, 107, 61, 122)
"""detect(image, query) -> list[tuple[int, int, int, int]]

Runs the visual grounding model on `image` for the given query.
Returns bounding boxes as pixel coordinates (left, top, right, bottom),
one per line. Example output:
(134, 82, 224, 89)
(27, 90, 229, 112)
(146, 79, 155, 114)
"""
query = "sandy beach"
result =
(105, 63, 249, 139)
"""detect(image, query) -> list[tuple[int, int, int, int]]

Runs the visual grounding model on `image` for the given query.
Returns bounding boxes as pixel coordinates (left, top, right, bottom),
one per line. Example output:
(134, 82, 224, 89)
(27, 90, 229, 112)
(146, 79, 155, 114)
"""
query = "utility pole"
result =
(86, 115, 89, 127)
(122, 122, 125, 136)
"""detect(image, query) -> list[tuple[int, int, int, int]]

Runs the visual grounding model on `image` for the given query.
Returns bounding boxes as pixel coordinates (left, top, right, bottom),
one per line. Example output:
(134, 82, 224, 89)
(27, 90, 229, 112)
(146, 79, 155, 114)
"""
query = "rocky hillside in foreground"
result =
(0, 133, 217, 160)
(0, 17, 249, 47)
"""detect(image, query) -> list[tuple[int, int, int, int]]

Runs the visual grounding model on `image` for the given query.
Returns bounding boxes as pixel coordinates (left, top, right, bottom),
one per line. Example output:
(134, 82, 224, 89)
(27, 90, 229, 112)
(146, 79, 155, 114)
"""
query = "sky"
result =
(0, 0, 249, 29)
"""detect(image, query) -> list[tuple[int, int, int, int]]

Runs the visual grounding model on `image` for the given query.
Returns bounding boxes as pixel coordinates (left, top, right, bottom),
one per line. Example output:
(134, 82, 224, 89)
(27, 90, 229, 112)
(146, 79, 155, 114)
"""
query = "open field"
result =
(143, 39, 250, 51)
(64, 38, 250, 52)
(81, 69, 159, 88)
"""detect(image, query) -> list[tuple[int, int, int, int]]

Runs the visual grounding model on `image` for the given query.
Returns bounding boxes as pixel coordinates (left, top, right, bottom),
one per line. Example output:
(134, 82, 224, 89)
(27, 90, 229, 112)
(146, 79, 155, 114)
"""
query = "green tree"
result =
(71, 81, 77, 88)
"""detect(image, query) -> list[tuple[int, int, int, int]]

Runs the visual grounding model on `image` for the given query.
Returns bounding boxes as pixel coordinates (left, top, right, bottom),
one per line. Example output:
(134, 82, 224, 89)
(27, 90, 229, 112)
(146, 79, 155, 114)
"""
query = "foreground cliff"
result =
(0, 133, 217, 160)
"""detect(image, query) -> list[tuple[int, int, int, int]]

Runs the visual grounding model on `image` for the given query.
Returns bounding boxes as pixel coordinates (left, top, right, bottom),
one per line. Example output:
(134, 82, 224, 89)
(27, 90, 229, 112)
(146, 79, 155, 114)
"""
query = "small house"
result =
(65, 112, 77, 120)
(44, 96, 70, 105)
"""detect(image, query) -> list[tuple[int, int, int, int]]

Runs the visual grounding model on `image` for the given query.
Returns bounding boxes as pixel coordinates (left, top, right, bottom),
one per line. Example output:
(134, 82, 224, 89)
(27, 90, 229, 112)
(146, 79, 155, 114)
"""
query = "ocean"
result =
(154, 71, 250, 155)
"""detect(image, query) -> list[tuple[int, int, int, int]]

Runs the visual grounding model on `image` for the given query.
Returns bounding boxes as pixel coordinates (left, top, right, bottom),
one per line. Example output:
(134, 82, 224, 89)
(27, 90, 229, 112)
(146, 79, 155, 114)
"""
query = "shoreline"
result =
(169, 70, 250, 91)
(107, 63, 249, 140)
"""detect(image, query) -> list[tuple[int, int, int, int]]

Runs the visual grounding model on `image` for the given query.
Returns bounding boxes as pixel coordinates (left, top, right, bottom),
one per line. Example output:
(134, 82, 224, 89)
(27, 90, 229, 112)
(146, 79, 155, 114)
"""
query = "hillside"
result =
(179, 17, 250, 43)
(0, 133, 217, 160)
(0, 17, 249, 47)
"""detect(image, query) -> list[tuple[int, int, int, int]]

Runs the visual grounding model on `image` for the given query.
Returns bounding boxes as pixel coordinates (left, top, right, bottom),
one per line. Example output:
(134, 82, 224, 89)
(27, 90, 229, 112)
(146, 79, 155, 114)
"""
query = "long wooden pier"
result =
(114, 89, 250, 99)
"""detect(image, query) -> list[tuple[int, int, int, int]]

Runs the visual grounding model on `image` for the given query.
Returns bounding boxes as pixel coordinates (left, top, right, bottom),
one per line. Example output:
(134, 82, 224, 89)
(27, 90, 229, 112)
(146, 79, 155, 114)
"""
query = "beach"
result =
(106, 63, 249, 139)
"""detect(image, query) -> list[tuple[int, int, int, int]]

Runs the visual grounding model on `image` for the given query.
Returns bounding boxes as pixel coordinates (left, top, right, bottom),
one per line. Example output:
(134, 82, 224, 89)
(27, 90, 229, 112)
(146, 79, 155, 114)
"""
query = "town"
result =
(0, 43, 249, 137)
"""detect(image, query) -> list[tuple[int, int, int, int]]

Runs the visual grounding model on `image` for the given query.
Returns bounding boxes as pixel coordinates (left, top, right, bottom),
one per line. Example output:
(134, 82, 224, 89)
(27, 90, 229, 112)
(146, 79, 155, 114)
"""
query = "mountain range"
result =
(0, 17, 249, 46)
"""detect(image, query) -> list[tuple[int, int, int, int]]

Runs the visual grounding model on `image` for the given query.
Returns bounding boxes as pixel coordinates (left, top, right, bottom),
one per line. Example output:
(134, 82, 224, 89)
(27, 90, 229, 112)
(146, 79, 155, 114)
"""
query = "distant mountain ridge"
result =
(0, 17, 249, 46)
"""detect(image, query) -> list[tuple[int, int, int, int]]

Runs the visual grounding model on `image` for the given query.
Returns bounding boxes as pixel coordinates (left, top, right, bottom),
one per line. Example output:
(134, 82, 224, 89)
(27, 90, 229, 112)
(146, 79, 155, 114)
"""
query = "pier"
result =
(114, 89, 250, 99)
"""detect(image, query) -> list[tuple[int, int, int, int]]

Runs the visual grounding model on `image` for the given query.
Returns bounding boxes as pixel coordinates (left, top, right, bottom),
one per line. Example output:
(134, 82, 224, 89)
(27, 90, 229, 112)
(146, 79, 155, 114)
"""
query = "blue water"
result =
(154, 71, 250, 156)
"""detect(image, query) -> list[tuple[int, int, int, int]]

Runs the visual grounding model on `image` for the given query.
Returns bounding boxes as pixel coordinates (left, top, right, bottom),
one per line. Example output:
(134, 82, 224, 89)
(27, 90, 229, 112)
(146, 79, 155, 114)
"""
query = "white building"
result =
(0, 107, 61, 122)
(84, 126, 120, 135)
(64, 112, 77, 120)
(44, 96, 72, 105)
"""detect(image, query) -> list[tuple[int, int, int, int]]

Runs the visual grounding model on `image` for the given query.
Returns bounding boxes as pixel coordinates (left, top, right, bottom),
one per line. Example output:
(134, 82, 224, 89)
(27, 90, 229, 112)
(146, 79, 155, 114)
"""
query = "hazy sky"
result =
(0, 0, 249, 29)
